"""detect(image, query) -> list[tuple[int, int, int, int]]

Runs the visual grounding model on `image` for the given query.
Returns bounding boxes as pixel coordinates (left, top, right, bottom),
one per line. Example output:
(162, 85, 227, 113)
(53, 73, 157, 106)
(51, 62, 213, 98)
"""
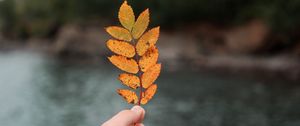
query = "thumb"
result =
(102, 106, 145, 126)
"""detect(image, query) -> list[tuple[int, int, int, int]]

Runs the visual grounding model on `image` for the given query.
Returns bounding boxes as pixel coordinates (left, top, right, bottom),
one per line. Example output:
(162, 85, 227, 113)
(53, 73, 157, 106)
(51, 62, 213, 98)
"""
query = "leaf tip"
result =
(120, 0, 129, 11)
(155, 26, 160, 30)
(104, 26, 111, 32)
(157, 63, 162, 68)
(107, 55, 114, 61)
(144, 8, 150, 16)
(104, 27, 109, 32)
(145, 8, 149, 12)
(116, 89, 121, 93)
(141, 8, 150, 16)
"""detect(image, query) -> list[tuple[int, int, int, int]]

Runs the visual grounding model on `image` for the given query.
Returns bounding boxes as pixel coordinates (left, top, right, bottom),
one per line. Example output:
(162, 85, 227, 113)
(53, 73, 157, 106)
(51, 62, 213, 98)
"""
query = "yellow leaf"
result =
(141, 84, 157, 105)
(117, 89, 138, 104)
(136, 27, 160, 56)
(132, 9, 149, 39)
(118, 1, 135, 31)
(106, 1, 162, 106)
(106, 39, 135, 58)
(139, 46, 159, 72)
(106, 26, 132, 41)
(108, 55, 139, 74)
(141, 64, 161, 88)
(119, 73, 140, 89)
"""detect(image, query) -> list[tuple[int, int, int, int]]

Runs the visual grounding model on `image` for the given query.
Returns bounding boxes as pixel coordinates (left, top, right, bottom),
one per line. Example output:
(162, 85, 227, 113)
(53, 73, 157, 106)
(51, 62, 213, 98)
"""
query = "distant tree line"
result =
(0, 0, 300, 38)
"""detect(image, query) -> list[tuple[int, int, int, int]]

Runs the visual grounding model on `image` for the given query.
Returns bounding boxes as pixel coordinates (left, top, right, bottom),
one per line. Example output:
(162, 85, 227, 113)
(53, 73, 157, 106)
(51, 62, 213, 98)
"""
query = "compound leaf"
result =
(106, 1, 161, 106)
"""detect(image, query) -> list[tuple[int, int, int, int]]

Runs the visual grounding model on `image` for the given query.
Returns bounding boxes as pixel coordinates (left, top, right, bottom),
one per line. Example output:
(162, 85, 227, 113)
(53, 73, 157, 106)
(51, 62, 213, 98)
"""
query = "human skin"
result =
(102, 106, 145, 126)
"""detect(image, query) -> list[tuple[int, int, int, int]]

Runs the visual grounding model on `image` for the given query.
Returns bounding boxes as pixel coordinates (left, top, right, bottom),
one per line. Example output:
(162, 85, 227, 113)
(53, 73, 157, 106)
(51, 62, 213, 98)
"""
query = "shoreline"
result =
(0, 23, 299, 82)
(0, 45, 299, 82)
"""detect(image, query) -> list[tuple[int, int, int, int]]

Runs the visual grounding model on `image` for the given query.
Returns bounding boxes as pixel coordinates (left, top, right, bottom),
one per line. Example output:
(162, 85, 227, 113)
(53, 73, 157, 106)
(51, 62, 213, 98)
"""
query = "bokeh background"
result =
(1, 0, 300, 126)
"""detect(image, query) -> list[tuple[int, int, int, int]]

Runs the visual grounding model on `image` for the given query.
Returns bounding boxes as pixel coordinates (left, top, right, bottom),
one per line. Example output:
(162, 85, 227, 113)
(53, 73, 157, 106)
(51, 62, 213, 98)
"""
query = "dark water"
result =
(0, 52, 300, 126)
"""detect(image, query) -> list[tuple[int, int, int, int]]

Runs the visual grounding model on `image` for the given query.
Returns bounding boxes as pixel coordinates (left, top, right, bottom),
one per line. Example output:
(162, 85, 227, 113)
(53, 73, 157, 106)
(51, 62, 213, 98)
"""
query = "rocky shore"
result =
(0, 22, 299, 81)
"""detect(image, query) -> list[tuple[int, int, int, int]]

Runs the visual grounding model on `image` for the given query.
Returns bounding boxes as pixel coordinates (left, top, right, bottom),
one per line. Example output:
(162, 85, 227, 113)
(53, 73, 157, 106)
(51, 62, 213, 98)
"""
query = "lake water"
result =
(0, 51, 300, 126)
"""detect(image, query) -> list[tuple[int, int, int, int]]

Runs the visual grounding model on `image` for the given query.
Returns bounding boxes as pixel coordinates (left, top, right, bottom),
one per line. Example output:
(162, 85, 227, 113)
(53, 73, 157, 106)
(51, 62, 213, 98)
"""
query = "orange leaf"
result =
(118, 1, 135, 31)
(139, 46, 159, 72)
(141, 84, 157, 105)
(117, 89, 138, 104)
(136, 27, 160, 56)
(106, 39, 135, 58)
(108, 55, 139, 74)
(132, 9, 149, 39)
(141, 64, 161, 88)
(106, 1, 161, 106)
(106, 26, 132, 41)
(119, 73, 140, 89)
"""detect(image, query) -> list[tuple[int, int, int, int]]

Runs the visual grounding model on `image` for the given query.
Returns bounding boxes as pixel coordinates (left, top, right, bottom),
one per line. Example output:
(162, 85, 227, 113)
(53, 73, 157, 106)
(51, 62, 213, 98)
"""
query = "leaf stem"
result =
(132, 35, 143, 106)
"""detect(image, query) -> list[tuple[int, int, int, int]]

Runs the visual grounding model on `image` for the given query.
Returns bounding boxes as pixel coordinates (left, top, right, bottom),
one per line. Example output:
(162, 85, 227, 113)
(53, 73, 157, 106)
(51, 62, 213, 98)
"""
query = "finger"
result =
(131, 106, 145, 123)
(102, 106, 145, 126)
(135, 123, 144, 126)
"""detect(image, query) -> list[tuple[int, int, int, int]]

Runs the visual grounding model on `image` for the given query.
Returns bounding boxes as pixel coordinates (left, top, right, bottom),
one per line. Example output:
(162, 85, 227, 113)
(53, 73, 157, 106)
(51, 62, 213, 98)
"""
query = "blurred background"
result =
(0, 0, 300, 126)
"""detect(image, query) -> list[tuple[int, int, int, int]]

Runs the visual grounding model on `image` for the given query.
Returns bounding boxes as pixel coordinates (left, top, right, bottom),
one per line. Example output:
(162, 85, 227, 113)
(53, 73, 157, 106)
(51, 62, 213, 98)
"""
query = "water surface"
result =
(0, 52, 299, 126)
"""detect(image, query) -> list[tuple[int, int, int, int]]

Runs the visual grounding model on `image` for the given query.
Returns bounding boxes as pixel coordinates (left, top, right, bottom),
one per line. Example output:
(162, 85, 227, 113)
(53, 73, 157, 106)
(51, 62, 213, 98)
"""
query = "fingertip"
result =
(102, 106, 146, 126)
(131, 105, 145, 116)
(131, 105, 145, 122)
(135, 123, 144, 126)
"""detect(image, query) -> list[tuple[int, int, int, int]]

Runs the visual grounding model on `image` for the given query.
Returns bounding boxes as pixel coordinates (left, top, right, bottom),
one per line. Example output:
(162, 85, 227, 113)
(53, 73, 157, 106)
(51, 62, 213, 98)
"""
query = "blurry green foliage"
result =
(0, 0, 300, 38)
(0, 0, 16, 37)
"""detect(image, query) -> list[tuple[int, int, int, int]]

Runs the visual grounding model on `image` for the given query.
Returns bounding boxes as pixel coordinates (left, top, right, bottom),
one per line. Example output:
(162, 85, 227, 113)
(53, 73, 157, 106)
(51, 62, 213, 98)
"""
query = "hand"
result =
(102, 106, 145, 126)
